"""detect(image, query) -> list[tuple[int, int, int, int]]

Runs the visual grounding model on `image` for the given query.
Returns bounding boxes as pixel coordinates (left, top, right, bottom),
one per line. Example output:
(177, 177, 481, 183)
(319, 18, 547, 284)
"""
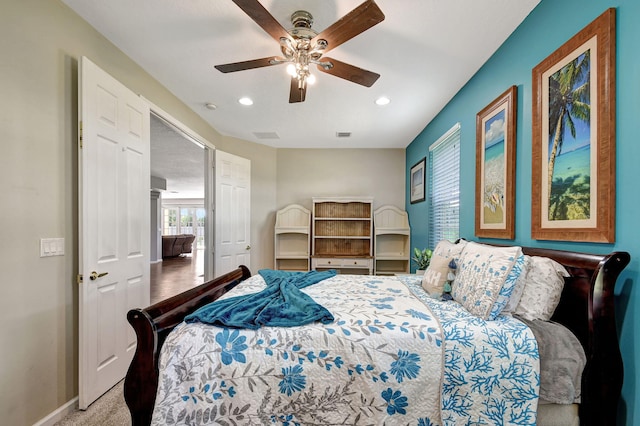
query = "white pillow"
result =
(514, 256, 570, 321)
(488, 253, 526, 319)
(422, 239, 467, 297)
(451, 241, 523, 320)
(432, 239, 467, 260)
(421, 253, 452, 297)
(502, 255, 531, 314)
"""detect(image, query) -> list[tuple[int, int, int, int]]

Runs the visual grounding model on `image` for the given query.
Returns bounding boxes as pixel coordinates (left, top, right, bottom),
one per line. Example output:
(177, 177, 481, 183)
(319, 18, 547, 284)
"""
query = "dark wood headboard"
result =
(519, 247, 629, 426)
(123, 248, 629, 426)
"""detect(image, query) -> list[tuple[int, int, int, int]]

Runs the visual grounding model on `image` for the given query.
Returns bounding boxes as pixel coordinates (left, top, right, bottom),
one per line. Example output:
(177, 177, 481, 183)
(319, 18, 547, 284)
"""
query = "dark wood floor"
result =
(150, 249, 205, 304)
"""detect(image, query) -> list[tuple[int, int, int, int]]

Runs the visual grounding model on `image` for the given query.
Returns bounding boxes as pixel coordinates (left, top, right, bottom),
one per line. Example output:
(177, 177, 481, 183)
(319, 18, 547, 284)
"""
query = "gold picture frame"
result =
(475, 86, 517, 239)
(532, 8, 616, 243)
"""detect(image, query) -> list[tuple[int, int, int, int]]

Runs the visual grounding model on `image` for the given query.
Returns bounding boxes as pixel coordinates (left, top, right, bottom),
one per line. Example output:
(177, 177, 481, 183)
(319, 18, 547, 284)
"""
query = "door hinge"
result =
(77, 274, 83, 284)
(79, 121, 83, 149)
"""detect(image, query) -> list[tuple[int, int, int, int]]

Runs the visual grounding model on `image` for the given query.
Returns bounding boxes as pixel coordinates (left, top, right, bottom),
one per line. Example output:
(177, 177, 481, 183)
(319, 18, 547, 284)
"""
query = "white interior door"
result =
(78, 57, 150, 409)
(214, 150, 251, 277)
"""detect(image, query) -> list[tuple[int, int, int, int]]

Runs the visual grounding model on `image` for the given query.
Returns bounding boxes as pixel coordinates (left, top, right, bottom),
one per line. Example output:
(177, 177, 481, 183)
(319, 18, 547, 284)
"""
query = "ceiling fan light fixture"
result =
(288, 10, 317, 40)
(286, 63, 297, 76)
(375, 96, 390, 106)
(216, 0, 385, 103)
(238, 97, 253, 106)
(307, 73, 316, 85)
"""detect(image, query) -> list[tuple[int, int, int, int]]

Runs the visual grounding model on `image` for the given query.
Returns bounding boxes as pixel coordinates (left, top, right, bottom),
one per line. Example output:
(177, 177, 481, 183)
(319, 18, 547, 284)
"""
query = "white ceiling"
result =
(63, 0, 539, 150)
(150, 115, 205, 199)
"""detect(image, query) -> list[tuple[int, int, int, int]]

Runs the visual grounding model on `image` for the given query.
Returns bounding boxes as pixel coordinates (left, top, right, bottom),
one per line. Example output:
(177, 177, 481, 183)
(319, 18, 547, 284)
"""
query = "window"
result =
(162, 206, 206, 249)
(162, 208, 179, 235)
(428, 123, 461, 250)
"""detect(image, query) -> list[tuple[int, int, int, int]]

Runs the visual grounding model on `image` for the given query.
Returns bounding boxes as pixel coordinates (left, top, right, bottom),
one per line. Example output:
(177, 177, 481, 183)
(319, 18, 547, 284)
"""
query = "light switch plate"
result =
(40, 238, 65, 257)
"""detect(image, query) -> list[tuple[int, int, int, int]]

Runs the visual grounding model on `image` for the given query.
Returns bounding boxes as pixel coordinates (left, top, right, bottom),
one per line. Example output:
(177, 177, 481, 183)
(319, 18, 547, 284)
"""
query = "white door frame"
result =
(205, 147, 215, 279)
(141, 97, 215, 281)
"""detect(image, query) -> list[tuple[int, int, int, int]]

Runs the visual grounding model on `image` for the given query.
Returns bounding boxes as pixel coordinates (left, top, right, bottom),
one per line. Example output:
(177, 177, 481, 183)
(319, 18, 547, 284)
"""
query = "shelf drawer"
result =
(313, 257, 342, 268)
(345, 258, 371, 268)
(312, 257, 372, 269)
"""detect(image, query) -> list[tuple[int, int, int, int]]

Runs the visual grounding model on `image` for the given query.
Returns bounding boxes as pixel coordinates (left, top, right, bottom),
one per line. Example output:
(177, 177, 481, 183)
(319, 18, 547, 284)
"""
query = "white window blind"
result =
(428, 123, 461, 250)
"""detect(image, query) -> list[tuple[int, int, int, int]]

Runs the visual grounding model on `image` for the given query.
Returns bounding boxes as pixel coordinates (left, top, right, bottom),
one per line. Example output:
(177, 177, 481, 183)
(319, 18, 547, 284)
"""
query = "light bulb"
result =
(307, 74, 316, 85)
(286, 64, 297, 77)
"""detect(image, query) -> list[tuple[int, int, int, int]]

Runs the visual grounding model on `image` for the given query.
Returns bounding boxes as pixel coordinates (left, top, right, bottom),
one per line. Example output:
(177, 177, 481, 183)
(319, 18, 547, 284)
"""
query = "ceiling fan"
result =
(215, 0, 385, 103)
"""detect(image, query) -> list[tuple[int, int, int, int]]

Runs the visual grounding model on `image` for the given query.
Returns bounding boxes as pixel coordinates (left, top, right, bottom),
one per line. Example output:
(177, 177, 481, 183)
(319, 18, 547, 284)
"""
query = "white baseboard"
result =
(32, 397, 78, 426)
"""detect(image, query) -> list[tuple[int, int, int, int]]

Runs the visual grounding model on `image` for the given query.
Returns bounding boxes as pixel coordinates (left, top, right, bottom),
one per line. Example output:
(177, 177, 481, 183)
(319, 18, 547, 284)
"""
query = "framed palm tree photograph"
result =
(532, 8, 616, 243)
(475, 86, 517, 239)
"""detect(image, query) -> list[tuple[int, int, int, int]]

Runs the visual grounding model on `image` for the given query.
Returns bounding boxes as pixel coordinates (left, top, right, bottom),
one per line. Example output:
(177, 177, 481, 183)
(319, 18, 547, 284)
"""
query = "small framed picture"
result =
(410, 157, 426, 204)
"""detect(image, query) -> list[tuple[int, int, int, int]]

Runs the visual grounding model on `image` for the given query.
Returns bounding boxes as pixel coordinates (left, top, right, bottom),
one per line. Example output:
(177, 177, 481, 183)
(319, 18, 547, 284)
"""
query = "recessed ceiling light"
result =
(375, 96, 390, 106)
(205, 102, 217, 110)
(238, 97, 253, 106)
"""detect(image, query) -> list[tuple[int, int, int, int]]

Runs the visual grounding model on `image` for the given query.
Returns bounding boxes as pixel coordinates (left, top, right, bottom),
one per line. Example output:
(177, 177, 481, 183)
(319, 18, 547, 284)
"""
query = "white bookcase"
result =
(274, 204, 311, 271)
(374, 205, 410, 275)
(311, 197, 374, 274)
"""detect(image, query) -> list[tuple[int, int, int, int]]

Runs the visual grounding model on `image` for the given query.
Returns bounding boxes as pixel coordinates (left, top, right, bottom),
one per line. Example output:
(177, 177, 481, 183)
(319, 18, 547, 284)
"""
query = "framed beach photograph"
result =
(475, 86, 517, 239)
(532, 8, 616, 243)
(410, 157, 426, 204)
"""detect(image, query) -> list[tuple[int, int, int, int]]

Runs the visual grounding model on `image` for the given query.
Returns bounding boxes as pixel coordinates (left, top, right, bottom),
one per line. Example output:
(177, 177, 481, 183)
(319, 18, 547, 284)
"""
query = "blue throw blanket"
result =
(184, 269, 336, 329)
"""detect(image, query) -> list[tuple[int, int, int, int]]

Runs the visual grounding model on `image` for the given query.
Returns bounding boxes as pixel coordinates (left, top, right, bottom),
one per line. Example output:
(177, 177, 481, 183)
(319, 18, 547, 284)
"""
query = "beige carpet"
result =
(55, 381, 131, 426)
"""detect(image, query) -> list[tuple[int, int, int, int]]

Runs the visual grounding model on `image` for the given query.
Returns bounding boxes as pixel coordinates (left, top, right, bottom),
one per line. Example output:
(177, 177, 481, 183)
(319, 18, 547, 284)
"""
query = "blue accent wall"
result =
(405, 1, 639, 424)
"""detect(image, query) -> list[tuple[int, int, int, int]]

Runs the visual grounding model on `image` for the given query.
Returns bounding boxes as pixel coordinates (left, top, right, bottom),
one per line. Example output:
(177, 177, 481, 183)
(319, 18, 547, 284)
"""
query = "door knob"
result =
(246, 245, 251, 251)
(90, 271, 109, 280)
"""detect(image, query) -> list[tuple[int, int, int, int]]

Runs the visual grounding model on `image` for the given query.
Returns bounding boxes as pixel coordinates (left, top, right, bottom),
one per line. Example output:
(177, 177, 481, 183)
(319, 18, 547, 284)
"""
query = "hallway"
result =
(150, 248, 205, 304)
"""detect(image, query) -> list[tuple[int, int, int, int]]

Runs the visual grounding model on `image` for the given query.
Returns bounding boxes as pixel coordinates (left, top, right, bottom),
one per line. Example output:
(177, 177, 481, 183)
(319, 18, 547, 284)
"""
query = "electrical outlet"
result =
(40, 238, 65, 257)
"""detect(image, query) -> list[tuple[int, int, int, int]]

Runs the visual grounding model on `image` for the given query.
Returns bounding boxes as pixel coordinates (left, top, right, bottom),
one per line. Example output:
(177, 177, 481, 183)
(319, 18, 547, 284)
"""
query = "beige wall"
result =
(276, 149, 406, 212)
(0, 1, 276, 424)
(0, 2, 406, 425)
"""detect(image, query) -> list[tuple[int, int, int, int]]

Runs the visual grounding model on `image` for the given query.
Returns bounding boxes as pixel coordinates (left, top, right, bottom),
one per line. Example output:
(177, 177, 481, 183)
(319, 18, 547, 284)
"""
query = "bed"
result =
(124, 245, 629, 425)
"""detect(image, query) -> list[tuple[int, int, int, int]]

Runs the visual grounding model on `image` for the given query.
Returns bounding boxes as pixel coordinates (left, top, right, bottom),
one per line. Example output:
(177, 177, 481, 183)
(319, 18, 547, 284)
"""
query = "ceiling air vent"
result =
(253, 132, 280, 140)
(336, 132, 351, 138)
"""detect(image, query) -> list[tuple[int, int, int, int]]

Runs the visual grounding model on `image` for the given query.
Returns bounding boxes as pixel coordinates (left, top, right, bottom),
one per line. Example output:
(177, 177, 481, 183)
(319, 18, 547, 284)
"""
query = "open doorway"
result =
(149, 112, 209, 304)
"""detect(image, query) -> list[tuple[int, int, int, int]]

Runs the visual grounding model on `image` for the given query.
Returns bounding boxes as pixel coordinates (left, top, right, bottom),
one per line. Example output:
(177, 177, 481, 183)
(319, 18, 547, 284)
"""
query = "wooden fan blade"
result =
(289, 77, 306, 103)
(232, 0, 291, 43)
(316, 58, 380, 87)
(312, 0, 385, 53)
(215, 56, 282, 73)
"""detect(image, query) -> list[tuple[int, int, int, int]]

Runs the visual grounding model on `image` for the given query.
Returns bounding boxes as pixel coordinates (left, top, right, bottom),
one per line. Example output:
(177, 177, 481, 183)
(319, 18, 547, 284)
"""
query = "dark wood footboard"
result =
(520, 247, 630, 426)
(124, 266, 251, 426)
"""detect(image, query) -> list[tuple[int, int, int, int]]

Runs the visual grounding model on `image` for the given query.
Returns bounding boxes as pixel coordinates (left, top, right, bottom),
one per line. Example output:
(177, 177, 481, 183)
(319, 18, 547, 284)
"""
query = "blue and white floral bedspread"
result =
(152, 274, 539, 425)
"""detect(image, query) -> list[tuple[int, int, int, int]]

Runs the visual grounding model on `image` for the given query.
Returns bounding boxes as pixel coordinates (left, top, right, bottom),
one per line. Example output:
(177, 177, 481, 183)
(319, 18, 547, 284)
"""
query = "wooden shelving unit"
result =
(373, 205, 410, 275)
(274, 204, 310, 271)
(311, 197, 373, 274)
